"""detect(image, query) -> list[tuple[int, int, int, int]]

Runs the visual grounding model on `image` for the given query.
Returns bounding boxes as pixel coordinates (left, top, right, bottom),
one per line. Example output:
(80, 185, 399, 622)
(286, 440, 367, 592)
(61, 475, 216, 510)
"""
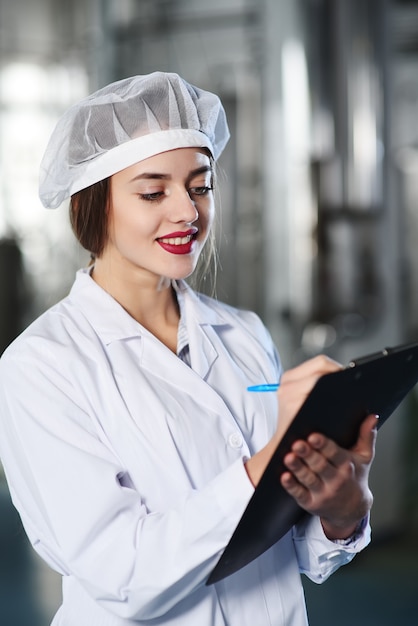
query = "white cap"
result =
(39, 71, 230, 208)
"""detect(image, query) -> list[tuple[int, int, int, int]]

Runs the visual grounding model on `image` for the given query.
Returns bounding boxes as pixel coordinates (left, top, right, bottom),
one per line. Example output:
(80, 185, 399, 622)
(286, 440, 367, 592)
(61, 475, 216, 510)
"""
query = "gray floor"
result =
(303, 530, 418, 625)
(1, 483, 417, 625)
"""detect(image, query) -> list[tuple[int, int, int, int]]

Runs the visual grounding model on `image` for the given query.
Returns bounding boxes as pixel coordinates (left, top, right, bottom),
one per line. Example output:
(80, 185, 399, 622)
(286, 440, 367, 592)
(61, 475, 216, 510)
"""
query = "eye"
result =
(189, 186, 213, 197)
(138, 191, 165, 202)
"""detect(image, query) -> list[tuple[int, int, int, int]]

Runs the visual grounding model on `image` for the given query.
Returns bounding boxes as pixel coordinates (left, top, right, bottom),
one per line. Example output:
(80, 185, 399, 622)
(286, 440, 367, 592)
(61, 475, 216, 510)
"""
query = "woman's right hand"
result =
(244, 355, 342, 487)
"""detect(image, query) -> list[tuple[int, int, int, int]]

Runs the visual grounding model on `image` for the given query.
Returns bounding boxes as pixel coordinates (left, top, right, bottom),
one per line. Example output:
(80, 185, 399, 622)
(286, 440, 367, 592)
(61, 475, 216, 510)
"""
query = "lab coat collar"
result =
(176, 281, 227, 379)
(69, 268, 143, 343)
(69, 269, 231, 379)
(173, 279, 229, 326)
(68, 267, 233, 386)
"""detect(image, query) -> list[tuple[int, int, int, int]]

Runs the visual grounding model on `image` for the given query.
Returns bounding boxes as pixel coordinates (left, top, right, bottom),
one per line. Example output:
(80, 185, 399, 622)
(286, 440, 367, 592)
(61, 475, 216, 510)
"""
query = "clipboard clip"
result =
(348, 347, 393, 368)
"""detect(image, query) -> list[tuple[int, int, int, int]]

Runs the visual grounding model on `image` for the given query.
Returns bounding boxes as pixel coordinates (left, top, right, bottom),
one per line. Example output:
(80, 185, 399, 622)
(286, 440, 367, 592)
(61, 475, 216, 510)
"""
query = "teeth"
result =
(160, 235, 192, 245)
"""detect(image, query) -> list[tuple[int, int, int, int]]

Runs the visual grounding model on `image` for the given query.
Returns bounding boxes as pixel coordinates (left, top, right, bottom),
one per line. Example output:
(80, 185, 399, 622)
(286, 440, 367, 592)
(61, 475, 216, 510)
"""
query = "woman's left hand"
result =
(280, 413, 379, 540)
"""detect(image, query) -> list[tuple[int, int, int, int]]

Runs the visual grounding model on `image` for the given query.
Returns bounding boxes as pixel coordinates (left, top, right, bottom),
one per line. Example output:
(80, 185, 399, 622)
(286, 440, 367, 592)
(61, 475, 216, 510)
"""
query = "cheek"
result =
(201, 201, 215, 231)
(108, 205, 154, 245)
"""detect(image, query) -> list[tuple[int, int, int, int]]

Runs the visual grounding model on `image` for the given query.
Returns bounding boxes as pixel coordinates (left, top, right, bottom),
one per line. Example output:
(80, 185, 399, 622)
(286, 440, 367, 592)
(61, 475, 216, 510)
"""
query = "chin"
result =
(169, 270, 195, 282)
(164, 261, 198, 282)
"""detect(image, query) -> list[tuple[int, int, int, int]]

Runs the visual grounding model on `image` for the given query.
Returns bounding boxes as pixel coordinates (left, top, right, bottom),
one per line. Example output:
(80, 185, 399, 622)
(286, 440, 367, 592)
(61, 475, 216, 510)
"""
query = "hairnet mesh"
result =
(39, 72, 230, 208)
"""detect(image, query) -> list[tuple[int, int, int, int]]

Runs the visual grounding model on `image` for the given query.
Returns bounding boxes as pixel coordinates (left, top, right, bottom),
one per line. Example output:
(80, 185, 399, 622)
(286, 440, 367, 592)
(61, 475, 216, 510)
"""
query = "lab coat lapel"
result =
(181, 282, 227, 381)
(139, 286, 231, 415)
(139, 331, 230, 417)
(188, 322, 219, 380)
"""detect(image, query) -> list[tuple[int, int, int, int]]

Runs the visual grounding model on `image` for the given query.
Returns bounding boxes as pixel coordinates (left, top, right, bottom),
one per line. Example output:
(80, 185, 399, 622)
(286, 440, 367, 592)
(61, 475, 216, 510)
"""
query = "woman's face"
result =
(103, 148, 214, 282)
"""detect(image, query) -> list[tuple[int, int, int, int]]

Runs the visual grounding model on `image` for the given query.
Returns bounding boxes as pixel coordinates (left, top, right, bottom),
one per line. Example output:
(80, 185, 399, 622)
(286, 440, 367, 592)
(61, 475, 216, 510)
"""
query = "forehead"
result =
(112, 147, 212, 184)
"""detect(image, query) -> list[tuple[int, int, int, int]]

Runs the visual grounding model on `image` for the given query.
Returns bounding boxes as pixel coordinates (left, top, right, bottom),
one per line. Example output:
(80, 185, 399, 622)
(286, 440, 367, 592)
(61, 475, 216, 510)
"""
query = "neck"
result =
(91, 259, 180, 352)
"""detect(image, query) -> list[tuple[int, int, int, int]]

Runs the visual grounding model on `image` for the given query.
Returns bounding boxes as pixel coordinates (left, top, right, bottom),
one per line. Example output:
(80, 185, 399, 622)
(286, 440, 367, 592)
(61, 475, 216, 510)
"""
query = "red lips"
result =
(156, 229, 198, 255)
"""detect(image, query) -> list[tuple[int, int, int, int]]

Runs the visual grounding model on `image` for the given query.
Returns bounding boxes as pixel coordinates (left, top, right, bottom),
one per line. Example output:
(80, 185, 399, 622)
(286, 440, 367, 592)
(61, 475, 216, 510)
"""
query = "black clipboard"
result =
(207, 342, 418, 585)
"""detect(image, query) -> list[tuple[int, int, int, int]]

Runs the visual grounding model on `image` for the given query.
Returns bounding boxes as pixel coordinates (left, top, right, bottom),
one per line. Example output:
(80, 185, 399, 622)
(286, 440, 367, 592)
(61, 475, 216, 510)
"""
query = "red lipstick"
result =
(156, 229, 198, 255)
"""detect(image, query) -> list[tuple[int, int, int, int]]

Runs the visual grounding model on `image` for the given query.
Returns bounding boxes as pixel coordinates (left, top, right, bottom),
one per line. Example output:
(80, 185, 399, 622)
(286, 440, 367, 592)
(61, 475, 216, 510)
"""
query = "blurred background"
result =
(0, 0, 417, 624)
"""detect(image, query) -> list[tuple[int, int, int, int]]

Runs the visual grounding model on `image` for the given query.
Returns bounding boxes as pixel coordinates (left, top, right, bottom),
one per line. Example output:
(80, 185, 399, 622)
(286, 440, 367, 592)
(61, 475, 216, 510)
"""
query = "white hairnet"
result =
(39, 71, 230, 209)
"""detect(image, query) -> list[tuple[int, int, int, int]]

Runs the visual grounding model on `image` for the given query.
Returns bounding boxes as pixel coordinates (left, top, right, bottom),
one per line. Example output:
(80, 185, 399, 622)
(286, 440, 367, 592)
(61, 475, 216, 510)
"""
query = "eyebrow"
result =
(128, 165, 212, 184)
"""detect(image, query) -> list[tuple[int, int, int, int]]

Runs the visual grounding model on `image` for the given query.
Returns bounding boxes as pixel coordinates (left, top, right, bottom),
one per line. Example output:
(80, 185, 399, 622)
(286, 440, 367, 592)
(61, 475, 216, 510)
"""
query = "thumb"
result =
(352, 413, 379, 460)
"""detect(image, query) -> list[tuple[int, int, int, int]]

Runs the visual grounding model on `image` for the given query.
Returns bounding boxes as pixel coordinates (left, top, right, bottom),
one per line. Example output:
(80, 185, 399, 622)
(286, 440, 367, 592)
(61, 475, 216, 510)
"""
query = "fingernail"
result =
(309, 434, 322, 448)
(293, 442, 306, 454)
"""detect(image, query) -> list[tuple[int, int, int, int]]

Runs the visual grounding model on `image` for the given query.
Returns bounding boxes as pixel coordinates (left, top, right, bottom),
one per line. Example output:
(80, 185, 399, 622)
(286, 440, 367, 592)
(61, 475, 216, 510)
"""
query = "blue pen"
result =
(247, 383, 279, 392)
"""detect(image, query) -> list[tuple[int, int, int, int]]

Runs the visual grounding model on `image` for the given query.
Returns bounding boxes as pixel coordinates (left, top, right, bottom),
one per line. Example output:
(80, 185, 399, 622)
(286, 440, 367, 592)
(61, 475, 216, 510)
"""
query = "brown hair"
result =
(69, 178, 110, 257)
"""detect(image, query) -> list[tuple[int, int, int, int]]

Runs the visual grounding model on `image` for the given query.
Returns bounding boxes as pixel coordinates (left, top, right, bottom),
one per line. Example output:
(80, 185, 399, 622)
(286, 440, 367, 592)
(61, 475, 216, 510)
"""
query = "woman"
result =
(0, 72, 377, 625)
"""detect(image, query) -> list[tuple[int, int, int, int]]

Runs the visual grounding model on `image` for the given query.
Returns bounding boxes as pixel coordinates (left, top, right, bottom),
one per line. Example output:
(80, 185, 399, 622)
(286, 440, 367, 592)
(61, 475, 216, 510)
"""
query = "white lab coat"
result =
(0, 268, 370, 626)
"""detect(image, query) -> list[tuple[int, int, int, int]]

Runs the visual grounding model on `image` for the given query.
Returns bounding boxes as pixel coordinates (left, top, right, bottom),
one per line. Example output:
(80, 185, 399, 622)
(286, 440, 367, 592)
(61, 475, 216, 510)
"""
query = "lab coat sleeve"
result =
(0, 347, 255, 621)
(292, 514, 371, 583)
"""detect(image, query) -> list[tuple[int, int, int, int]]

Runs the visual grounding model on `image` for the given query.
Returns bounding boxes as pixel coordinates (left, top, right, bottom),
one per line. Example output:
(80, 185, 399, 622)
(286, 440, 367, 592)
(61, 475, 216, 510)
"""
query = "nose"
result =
(169, 187, 198, 223)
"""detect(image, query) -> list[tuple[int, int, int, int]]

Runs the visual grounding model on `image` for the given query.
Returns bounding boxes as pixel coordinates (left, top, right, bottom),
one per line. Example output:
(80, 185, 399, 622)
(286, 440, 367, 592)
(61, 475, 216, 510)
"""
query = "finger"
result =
(351, 413, 379, 460)
(292, 441, 340, 486)
(306, 432, 348, 467)
(280, 470, 312, 506)
(283, 449, 327, 490)
(281, 355, 343, 384)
